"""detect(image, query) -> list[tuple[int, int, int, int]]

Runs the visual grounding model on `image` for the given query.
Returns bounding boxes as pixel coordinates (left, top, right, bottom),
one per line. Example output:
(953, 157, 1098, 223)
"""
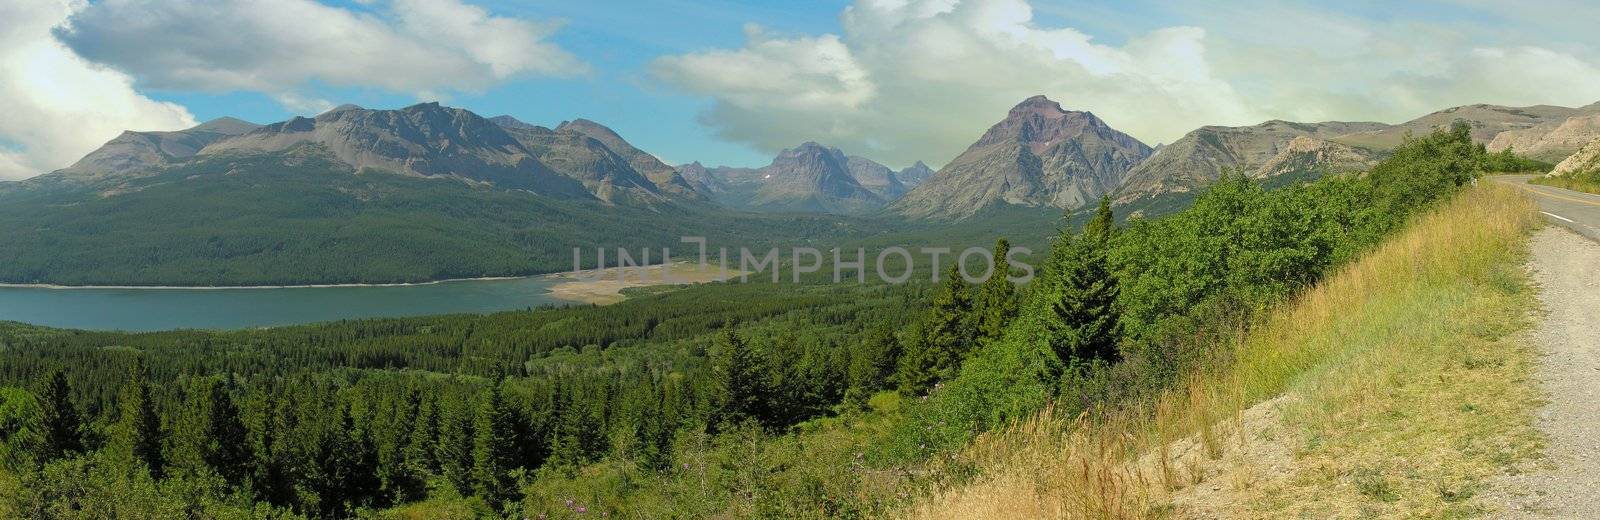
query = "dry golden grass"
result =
(1530, 173, 1600, 195)
(907, 184, 1543, 519)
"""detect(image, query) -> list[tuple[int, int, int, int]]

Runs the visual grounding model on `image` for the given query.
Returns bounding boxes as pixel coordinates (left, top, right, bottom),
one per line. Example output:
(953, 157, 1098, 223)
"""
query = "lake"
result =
(0, 277, 572, 332)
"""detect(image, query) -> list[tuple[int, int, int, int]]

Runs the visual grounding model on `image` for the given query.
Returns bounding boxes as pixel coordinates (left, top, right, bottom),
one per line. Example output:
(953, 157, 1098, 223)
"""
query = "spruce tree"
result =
(173, 379, 252, 482)
(708, 327, 772, 430)
(896, 266, 975, 393)
(435, 396, 476, 495)
(974, 238, 1019, 341)
(405, 395, 439, 474)
(111, 359, 165, 478)
(472, 381, 520, 507)
(34, 369, 81, 462)
(1047, 196, 1122, 365)
(847, 323, 901, 399)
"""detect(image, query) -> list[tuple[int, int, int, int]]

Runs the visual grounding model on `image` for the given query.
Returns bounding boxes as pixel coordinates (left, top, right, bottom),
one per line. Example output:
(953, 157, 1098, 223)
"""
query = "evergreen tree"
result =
(111, 359, 165, 479)
(173, 379, 252, 482)
(472, 381, 521, 507)
(34, 369, 81, 462)
(708, 327, 773, 430)
(1046, 197, 1122, 365)
(847, 323, 901, 399)
(0, 387, 44, 469)
(378, 389, 426, 503)
(896, 266, 975, 393)
(436, 396, 476, 495)
(325, 404, 380, 515)
(405, 394, 439, 474)
(974, 238, 1020, 341)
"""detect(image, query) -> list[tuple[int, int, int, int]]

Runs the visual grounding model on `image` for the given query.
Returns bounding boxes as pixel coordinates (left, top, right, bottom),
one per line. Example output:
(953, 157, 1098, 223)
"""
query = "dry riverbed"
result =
(544, 262, 748, 305)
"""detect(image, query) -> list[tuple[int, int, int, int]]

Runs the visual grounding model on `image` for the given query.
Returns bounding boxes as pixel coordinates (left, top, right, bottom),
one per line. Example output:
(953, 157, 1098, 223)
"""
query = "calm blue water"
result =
(0, 277, 570, 332)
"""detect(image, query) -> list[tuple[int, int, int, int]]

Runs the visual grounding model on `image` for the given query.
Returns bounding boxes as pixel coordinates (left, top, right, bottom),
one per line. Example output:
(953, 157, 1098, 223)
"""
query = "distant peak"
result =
(557, 118, 622, 139)
(403, 101, 444, 111)
(489, 115, 537, 130)
(191, 116, 260, 135)
(321, 104, 363, 115)
(1008, 95, 1081, 120)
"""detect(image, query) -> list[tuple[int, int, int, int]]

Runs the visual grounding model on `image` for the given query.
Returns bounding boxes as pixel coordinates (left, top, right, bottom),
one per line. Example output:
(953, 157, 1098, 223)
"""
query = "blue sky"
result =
(145, 0, 856, 168)
(5, 0, 1600, 179)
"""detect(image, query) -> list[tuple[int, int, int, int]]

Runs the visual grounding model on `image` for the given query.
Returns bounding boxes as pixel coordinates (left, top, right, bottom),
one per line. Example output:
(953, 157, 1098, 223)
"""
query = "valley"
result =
(3, 67, 1600, 520)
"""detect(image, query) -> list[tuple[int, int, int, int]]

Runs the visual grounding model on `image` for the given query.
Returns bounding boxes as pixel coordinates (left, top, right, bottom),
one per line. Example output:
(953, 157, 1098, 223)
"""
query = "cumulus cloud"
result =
(0, 0, 195, 180)
(54, 0, 587, 99)
(652, 0, 1600, 167)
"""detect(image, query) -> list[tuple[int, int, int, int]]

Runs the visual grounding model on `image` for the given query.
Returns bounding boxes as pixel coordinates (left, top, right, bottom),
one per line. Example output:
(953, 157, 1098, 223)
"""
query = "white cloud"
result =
(0, 0, 195, 180)
(652, 0, 1600, 168)
(54, 0, 587, 100)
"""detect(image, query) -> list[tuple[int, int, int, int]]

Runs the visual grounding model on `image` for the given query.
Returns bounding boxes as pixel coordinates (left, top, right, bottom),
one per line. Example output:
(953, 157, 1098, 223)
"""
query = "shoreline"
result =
(0, 275, 535, 291)
(0, 262, 744, 304)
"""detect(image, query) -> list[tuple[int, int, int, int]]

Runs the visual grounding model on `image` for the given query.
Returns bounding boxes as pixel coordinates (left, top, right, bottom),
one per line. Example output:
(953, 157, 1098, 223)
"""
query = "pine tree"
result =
(472, 381, 521, 507)
(708, 327, 773, 430)
(1046, 196, 1122, 366)
(34, 369, 81, 462)
(111, 359, 165, 478)
(974, 238, 1019, 341)
(896, 266, 975, 393)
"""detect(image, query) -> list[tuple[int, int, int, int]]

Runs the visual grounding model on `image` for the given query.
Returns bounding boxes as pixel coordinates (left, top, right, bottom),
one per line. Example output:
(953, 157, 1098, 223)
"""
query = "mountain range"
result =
(678, 143, 930, 214)
(5, 94, 1598, 284)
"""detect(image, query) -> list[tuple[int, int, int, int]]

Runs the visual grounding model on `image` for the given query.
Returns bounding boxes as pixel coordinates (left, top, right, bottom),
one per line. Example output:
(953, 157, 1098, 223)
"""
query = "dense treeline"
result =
(0, 125, 1518, 518)
(0, 279, 929, 517)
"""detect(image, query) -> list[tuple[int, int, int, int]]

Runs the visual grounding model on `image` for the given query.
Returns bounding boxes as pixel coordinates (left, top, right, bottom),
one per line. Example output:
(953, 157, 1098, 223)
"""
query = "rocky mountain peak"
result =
(489, 115, 540, 131)
(978, 95, 1116, 155)
(553, 118, 704, 200)
(1008, 95, 1070, 118)
(890, 95, 1151, 220)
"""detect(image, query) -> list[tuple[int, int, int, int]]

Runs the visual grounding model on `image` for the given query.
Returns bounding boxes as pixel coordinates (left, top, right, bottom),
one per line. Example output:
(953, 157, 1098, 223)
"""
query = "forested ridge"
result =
(0, 125, 1514, 518)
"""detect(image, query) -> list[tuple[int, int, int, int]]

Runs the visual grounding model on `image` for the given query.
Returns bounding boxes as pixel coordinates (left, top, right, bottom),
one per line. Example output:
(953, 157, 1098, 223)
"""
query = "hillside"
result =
(1331, 103, 1580, 150)
(556, 118, 706, 200)
(1114, 120, 1387, 205)
(1252, 136, 1384, 182)
(0, 104, 891, 285)
(890, 95, 1152, 220)
(910, 183, 1541, 519)
(1488, 112, 1600, 163)
(54, 117, 260, 180)
(1549, 136, 1600, 176)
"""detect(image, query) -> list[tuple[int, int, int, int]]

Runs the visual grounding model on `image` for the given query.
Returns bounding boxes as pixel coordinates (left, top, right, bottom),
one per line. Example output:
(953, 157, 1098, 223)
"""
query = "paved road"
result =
(1492, 174, 1600, 242)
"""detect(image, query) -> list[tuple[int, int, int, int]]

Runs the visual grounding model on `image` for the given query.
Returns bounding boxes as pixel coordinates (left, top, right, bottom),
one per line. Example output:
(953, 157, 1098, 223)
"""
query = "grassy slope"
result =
(907, 184, 1543, 518)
